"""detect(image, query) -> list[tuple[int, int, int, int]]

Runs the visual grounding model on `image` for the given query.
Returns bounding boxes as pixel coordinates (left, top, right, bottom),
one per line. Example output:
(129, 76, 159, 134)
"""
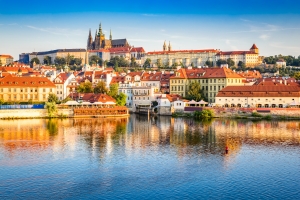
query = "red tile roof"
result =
(141, 71, 162, 81)
(216, 51, 257, 56)
(110, 76, 125, 84)
(0, 74, 55, 87)
(0, 55, 13, 58)
(130, 47, 145, 53)
(70, 93, 116, 103)
(250, 44, 258, 49)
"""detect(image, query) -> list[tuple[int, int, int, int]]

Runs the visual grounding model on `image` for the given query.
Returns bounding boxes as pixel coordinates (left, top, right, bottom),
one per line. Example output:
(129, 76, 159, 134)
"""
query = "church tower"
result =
(250, 43, 259, 54)
(168, 41, 172, 51)
(163, 41, 167, 51)
(87, 29, 93, 50)
(110, 29, 112, 40)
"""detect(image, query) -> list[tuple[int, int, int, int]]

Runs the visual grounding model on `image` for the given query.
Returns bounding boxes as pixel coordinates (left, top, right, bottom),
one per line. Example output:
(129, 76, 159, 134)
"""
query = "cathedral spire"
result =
(95, 29, 97, 41)
(163, 40, 167, 51)
(168, 41, 172, 51)
(98, 23, 103, 36)
(110, 29, 112, 40)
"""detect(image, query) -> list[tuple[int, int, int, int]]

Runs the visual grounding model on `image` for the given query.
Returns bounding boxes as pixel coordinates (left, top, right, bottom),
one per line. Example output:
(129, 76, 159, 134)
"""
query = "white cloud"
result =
(259, 34, 270, 40)
(26, 25, 84, 36)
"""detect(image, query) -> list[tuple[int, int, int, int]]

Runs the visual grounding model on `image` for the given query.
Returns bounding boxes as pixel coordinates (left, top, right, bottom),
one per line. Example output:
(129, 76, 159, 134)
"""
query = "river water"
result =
(0, 115, 299, 199)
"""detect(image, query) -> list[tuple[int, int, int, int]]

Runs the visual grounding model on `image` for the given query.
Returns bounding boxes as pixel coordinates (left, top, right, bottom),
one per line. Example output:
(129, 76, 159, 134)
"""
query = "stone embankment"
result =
(209, 107, 300, 119)
(0, 109, 73, 119)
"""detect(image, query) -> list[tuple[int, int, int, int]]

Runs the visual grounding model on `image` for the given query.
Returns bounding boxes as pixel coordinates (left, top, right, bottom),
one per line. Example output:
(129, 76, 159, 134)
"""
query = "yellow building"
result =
(216, 44, 262, 67)
(0, 55, 13, 66)
(170, 67, 245, 103)
(0, 73, 56, 102)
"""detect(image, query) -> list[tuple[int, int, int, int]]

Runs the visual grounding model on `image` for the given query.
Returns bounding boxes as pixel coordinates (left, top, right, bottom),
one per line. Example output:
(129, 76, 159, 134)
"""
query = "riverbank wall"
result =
(0, 109, 73, 119)
(209, 107, 300, 118)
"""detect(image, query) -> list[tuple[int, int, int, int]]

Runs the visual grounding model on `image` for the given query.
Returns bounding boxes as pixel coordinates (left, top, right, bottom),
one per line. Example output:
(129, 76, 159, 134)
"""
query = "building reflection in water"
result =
(0, 116, 299, 165)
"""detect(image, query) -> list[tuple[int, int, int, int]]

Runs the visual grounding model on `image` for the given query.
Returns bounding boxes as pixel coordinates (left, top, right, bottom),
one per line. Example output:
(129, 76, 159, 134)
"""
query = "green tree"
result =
(143, 58, 151, 68)
(45, 102, 57, 117)
(187, 81, 202, 101)
(54, 56, 66, 66)
(227, 58, 235, 67)
(66, 53, 74, 65)
(48, 93, 59, 103)
(89, 55, 101, 65)
(94, 81, 108, 94)
(237, 61, 246, 70)
(77, 81, 93, 93)
(108, 83, 119, 98)
(43, 56, 52, 65)
(115, 93, 127, 106)
(30, 57, 40, 65)
(61, 96, 72, 103)
(156, 58, 162, 68)
(205, 60, 213, 67)
(293, 72, 300, 80)
(0, 99, 4, 105)
(70, 57, 82, 66)
(216, 59, 227, 67)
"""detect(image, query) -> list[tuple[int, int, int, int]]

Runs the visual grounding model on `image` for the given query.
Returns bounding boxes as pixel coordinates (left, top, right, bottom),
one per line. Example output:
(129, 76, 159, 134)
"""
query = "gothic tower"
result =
(110, 29, 112, 41)
(87, 29, 93, 50)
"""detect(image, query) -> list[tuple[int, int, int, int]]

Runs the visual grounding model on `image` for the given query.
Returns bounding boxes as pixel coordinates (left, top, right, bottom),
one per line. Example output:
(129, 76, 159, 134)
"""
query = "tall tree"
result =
(30, 57, 40, 65)
(54, 56, 66, 66)
(187, 81, 202, 101)
(115, 93, 127, 106)
(108, 83, 119, 98)
(77, 81, 93, 93)
(205, 60, 213, 67)
(48, 93, 59, 104)
(227, 58, 235, 67)
(94, 81, 108, 94)
(43, 56, 52, 65)
(156, 58, 162, 68)
(143, 58, 151, 68)
(216, 59, 227, 67)
(89, 55, 101, 65)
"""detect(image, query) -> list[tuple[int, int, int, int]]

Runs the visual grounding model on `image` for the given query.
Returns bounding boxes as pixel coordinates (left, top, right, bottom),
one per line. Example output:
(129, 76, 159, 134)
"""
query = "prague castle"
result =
(87, 23, 130, 50)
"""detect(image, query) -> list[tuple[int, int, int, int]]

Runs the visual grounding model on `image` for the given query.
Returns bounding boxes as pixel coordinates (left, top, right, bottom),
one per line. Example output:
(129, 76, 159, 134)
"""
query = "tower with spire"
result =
(163, 41, 167, 51)
(87, 29, 93, 50)
(87, 22, 129, 50)
(168, 41, 172, 51)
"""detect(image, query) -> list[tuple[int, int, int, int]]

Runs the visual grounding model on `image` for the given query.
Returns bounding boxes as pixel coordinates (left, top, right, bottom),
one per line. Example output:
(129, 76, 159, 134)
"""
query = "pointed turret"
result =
(87, 29, 93, 50)
(250, 43, 259, 54)
(110, 29, 112, 40)
(94, 29, 98, 41)
(163, 41, 167, 51)
(98, 23, 103, 36)
(168, 41, 172, 51)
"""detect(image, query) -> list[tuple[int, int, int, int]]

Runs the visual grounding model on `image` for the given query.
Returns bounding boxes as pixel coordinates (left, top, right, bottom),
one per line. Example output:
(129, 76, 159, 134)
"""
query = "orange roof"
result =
(141, 71, 162, 81)
(170, 68, 187, 79)
(0, 74, 55, 87)
(0, 55, 13, 58)
(237, 70, 262, 79)
(147, 49, 219, 55)
(255, 78, 299, 86)
(110, 76, 125, 84)
(130, 47, 145, 53)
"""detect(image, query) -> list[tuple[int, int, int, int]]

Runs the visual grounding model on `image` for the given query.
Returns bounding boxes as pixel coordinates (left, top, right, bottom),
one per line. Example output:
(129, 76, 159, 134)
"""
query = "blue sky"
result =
(1, 0, 300, 60)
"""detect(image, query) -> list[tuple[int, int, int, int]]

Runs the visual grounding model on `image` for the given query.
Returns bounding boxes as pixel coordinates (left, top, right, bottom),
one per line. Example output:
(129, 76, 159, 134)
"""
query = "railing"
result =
(0, 104, 45, 109)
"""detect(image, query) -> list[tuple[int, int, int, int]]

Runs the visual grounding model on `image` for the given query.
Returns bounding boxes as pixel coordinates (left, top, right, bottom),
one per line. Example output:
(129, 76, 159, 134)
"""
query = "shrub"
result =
(194, 109, 214, 120)
(251, 112, 262, 117)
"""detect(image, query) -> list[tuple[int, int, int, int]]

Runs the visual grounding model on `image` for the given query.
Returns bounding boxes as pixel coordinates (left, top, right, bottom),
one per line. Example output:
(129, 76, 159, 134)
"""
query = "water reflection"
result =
(0, 116, 299, 158)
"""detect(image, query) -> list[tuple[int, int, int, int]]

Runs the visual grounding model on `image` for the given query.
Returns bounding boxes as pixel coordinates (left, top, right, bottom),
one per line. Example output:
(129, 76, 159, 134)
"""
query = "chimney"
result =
(284, 80, 287, 85)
